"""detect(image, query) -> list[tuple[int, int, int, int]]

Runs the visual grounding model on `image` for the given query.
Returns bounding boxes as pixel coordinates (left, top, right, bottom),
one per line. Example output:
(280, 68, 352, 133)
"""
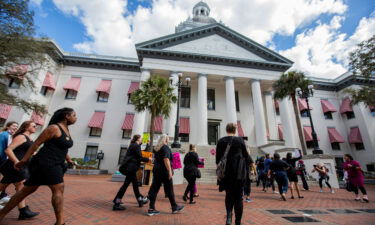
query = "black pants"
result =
(319, 176, 331, 189)
(184, 176, 196, 202)
(353, 186, 367, 195)
(299, 173, 309, 190)
(266, 176, 275, 191)
(225, 184, 243, 223)
(244, 177, 251, 196)
(114, 172, 141, 202)
(148, 173, 177, 210)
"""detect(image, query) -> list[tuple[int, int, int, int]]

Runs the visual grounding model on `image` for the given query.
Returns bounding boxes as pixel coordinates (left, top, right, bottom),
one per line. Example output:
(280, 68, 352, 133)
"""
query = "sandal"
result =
(298, 196, 304, 199)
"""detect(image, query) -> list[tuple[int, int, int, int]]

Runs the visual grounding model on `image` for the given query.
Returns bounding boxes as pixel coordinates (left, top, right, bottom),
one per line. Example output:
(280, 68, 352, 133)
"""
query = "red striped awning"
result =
(31, 111, 45, 126)
(321, 100, 337, 113)
(153, 116, 163, 133)
(128, 82, 140, 94)
(42, 72, 56, 90)
(327, 128, 344, 143)
(122, 113, 134, 130)
(298, 98, 312, 111)
(278, 124, 283, 140)
(179, 117, 190, 134)
(348, 127, 363, 144)
(88, 111, 105, 129)
(303, 126, 320, 142)
(96, 80, 112, 94)
(6, 65, 28, 77)
(340, 98, 353, 113)
(0, 104, 12, 119)
(63, 77, 81, 92)
(236, 121, 244, 137)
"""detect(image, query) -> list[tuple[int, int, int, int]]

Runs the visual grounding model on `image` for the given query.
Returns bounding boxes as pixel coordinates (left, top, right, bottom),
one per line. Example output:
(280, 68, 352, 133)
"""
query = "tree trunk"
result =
(149, 113, 155, 152)
(291, 95, 307, 155)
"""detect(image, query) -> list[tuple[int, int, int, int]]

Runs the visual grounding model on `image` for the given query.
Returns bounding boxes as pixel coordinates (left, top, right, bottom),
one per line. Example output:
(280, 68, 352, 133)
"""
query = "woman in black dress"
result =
(183, 144, 203, 204)
(147, 134, 184, 216)
(216, 123, 250, 225)
(113, 134, 151, 210)
(0, 121, 39, 219)
(0, 108, 77, 225)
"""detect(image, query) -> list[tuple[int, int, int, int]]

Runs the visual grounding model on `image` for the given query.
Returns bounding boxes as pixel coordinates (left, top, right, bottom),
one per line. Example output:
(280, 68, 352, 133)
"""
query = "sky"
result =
(30, 0, 375, 79)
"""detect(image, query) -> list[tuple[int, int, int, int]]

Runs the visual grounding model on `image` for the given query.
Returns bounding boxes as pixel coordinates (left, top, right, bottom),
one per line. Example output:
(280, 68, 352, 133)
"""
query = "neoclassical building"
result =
(1, 2, 374, 175)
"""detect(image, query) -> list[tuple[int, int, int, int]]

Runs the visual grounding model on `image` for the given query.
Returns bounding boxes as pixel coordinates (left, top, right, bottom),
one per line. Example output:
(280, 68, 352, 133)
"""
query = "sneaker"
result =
(245, 198, 252, 203)
(319, 189, 323, 193)
(0, 196, 10, 205)
(112, 204, 126, 211)
(0, 205, 3, 210)
(172, 205, 184, 214)
(331, 190, 335, 194)
(273, 191, 279, 194)
(362, 197, 369, 203)
(147, 209, 160, 216)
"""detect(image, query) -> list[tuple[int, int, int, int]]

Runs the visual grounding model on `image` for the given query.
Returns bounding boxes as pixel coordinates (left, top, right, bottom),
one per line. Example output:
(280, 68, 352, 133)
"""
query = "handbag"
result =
(119, 156, 130, 176)
(216, 138, 233, 181)
(196, 169, 201, 179)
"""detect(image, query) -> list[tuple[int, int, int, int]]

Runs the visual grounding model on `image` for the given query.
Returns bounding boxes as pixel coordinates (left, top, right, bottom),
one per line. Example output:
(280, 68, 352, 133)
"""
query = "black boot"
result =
(226, 211, 232, 225)
(18, 205, 39, 220)
(235, 220, 241, 225)
(112, 203, 126, 211)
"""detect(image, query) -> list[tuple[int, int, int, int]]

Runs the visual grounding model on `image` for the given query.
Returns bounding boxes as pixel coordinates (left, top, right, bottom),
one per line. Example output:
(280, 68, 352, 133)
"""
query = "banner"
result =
(142, 133, 150, 144)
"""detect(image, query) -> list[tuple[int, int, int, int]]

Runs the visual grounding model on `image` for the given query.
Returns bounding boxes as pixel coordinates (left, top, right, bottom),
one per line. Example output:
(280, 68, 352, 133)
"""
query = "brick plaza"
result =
(1, 175, 374, 225)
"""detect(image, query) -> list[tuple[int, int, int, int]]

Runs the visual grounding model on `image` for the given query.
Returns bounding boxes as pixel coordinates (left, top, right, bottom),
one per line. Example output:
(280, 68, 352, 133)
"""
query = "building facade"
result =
(1, 2, 374, 174)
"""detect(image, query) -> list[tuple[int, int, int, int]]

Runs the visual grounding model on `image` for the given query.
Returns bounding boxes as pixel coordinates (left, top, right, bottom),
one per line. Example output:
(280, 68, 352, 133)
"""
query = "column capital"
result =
(249, 79, 260, 84)
(224, 76, 235, 81)
(198, 73, 208, 78)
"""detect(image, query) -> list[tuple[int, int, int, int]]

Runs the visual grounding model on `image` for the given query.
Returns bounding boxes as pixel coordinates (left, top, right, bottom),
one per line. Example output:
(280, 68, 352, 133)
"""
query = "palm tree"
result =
(131, 76, 177, 151)
(273, 71, 312, 155)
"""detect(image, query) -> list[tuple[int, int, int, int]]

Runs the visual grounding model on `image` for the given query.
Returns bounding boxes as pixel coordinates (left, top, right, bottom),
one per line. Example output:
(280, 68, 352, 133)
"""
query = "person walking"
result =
(284, 151, 304, 199)
(0, 121, 39, 219)
(256, 156, 265, 189)
(268, 153, 290, 201)
(183, 144, 203, 204)
(263, 154, 277, 193)
(0, 121, 19, 204)
(312, 163, 334, 193)
(216, 123, 250, 225)
(147, 134, 184, 216)
(296, 160, 309, 191)
(0, 107, 77, 225)
(113, 134, 151, 210)
(343, 154, 369, 202)
(244, 157, 255, 203)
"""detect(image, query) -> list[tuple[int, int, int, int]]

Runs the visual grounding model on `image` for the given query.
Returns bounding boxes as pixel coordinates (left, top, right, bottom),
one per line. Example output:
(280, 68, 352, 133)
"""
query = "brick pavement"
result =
(1, 175, 374, 225)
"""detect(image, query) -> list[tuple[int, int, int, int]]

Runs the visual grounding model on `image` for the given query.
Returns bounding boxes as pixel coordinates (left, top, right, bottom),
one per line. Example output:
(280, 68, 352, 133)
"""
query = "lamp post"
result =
(296, 85, 323, 155)
(170, 73, 190, 148)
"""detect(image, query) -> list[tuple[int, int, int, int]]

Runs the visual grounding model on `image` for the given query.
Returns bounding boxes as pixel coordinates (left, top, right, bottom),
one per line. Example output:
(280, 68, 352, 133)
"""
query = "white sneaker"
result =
(319, 189, 323, 193)
(273, 191, 279, 194)
(0, 205, 3, 210)
(331, 190, 335, 194)
(0, 196, 10, 205)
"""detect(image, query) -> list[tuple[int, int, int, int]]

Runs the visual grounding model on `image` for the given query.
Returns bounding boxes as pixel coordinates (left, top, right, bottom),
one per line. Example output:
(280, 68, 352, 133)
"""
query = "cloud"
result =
(280, 14, 375, 78)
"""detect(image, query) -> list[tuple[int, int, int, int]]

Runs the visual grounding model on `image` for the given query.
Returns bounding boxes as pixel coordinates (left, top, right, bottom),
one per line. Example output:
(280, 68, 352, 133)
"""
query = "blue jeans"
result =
(274, 171, 289, 194)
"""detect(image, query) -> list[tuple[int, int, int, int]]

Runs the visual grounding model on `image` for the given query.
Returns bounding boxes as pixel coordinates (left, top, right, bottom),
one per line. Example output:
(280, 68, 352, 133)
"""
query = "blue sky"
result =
(30, 0, 375, 78)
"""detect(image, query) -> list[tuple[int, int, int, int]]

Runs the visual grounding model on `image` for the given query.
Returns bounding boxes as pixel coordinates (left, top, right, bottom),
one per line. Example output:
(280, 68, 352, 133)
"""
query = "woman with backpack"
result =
(182, 144, 203, 204)
(296, 160, 309, 191)
(343, 154, 369, 202)
(311, 162, 334, 193)
(216, 123, 250, 225)
(113, 134, 151, 211)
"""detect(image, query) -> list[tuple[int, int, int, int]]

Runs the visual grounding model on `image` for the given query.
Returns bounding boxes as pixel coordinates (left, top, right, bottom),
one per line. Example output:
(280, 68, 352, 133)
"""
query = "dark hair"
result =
(286, 152, 292, 159)
(48, 108, 74, 125)
(131, 134, 141, 144)
(226, 123, 237, 134)
(1, 121, 18, 131)
(13, 121, 34, 138)
(344, 154, 353, 161)
(273, 153, 280, 160)
(189, 144, 195, 151)
(265, 153, 270, 158)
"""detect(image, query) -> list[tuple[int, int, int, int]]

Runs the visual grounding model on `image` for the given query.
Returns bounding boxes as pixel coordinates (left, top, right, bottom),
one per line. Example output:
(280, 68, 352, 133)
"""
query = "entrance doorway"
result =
(208, 121, 220, 145)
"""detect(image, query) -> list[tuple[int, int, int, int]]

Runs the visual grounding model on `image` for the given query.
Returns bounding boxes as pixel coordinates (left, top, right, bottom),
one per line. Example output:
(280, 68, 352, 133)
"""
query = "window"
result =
(65, 90, 77, 100)
(331, 142, 340, 150)
(324, 112, 333, 120)
(207, 89, 215, 110)
(345, 111, 355, 119)
(118, 147, 128, 165)
(84, 145, 98, 161)
(97, 92, 109, 102)
(127, 94, 132, 104)
(180, 87, 191, 108)
(306, 141, 314, 148)
(179, 133, 189, 142)
(235, 91, 240, 112)
(89, 127, 102, 137)
(0, 118, 5, 128)
(122, 129, 132, 139)
(40, 86, 48, 96)
(300, 110, 309, 117)
(8, 78, 20, 88)
(355, 143, 365, 150)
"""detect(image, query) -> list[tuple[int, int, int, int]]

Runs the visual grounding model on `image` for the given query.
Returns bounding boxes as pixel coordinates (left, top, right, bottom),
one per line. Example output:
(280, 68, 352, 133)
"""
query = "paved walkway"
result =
(1, 175, 374, 225)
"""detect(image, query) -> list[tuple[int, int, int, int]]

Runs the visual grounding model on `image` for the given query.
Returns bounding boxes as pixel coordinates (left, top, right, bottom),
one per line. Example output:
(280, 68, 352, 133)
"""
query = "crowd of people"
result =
(0, 109, 371, 225)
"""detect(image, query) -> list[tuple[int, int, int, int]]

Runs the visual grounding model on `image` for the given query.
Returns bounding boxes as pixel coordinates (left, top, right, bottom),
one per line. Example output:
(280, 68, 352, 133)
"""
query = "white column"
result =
(167, 72, 179, 137)
(196, 74, 208, 145)
(264, 91, 277, 140)
(132, 69, 151, 136)
(251, 79, 267, 146)
(225, 76, 237, 124)
(279, 97, 298, 148)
